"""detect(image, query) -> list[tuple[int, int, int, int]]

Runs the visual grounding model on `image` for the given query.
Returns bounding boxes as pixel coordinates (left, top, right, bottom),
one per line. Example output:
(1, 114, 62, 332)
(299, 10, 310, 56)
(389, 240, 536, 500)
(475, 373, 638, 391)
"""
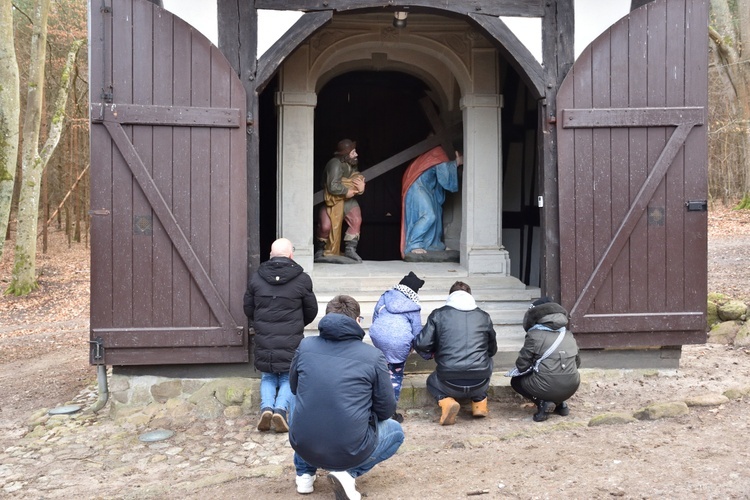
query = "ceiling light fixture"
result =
(393, 11, 408, 29)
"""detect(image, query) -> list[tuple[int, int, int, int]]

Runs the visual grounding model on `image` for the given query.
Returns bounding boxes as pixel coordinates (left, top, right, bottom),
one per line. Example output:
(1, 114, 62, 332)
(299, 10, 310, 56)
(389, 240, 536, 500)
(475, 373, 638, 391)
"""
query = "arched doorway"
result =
(313, 71, 455, 261)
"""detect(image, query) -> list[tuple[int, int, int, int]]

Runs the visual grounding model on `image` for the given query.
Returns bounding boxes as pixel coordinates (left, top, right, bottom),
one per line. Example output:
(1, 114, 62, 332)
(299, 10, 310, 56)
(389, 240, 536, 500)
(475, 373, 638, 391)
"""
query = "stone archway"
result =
(275, 12, 509, 275)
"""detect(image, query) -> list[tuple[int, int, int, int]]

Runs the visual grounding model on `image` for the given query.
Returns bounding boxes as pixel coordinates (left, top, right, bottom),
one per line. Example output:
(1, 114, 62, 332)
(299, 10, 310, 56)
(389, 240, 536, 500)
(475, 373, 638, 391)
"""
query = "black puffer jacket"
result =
(413, 291, 498, 380)
(289, 313, 396, 471)
(243, 257, 318, 373)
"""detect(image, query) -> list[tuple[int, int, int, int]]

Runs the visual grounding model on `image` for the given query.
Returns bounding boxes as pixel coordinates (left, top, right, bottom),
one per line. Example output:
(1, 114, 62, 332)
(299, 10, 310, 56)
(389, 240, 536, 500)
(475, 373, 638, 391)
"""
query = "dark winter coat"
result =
(513, 301, 581, 402)
(368, 288, 422, 364)
(289, 313, 396, 471)
(413, 291, 498, 380)
(243, 257, 318, 374)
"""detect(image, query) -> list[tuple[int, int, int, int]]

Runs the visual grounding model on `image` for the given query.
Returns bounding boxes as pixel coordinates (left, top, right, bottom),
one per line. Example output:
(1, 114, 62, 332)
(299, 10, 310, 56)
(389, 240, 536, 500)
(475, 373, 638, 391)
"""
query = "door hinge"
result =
(89, 337, 105, 365)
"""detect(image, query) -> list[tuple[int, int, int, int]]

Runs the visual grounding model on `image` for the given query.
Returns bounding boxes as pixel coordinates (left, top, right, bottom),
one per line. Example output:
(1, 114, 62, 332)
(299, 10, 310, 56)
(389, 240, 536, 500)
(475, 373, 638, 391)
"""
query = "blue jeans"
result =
(260, 372, 293, 413)
(294, 418, 404, 478)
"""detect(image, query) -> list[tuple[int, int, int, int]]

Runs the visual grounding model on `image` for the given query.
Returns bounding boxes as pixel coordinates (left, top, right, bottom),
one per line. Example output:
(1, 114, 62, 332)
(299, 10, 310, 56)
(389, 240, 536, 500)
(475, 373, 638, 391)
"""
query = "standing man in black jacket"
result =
(289, 295, 404, 499)
(413, 281, 497, 425)
(243, 238, 318, 433)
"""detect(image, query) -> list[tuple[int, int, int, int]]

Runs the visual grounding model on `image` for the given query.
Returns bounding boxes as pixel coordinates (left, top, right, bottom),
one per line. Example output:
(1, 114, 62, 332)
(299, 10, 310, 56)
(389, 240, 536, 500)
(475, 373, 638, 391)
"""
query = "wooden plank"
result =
(575, 329, 706, 349)
(572, 44, 594, 316)
(253, 0, 545, 18)
(561, 107, 704, 128)
(571, 312, 705, 333)
(609, 16, 631, 315)
(93, 328, 244, 347)
(111, 0, 134, 327)
(210, 45, 232, 328)
(90, 103, 242, 127)
(152, 5, 175, 328)
(103, 347, 249, 365)
(89, 0, 114, 330)
(190, 29, 213, 326)
(103, 121, 240, 333)
(682, 0, 708, 317)
(627, 5, 649, 315)
(229, 64, 249, 327)
(591, 30, 612, 313)
(645, 0, 667, 312)
(132, 0, 155, 328)
(664, 0, 686, 312)
(255, 11, 332, 93)
(171, 17, 192, 327)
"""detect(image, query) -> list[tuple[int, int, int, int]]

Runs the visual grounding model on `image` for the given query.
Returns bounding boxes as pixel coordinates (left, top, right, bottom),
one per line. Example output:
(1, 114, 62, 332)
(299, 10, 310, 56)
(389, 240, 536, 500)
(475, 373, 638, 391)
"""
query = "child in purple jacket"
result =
(368, 271, 427, 422)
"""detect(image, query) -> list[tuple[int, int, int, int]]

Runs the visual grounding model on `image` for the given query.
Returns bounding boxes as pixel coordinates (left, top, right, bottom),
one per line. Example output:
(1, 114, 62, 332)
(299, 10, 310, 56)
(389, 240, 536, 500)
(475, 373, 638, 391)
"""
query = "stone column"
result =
(460, 92, 510, 275)
(275, 89, 317, 271)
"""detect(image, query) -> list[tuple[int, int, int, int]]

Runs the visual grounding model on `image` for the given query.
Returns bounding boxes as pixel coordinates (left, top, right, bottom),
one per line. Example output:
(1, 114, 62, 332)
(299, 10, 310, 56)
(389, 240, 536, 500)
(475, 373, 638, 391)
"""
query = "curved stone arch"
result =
(308, 34, 472, 114)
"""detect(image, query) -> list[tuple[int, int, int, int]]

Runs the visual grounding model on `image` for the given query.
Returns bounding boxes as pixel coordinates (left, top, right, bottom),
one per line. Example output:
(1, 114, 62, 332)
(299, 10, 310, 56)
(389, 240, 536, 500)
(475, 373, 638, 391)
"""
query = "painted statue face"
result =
(346, 149, 359, 166)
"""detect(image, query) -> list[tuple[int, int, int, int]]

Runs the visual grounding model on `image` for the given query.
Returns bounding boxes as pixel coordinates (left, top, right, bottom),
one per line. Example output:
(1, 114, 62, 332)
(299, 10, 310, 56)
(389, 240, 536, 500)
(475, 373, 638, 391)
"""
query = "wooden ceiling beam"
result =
(254, 0, 545, 18)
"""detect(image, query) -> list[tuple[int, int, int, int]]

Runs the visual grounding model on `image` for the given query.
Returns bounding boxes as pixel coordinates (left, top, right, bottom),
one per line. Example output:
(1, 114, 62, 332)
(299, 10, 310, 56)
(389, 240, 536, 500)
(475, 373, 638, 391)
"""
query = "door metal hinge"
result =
(89, 337, 105, 365)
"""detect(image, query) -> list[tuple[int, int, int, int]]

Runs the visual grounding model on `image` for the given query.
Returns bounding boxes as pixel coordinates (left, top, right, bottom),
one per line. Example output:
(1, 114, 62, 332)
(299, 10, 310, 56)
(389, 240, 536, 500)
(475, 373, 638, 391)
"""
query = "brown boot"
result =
(471, 398, 489, 418)
(438, 397, 460, 425)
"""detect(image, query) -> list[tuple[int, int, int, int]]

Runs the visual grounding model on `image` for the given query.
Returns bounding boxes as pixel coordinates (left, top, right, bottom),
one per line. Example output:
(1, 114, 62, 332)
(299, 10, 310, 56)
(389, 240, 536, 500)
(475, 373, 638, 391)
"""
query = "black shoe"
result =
(391, 412, 404, 423)
(533, 400, 550, 422)
(554, 401, 570, 416)
(272, 409, 289, 433)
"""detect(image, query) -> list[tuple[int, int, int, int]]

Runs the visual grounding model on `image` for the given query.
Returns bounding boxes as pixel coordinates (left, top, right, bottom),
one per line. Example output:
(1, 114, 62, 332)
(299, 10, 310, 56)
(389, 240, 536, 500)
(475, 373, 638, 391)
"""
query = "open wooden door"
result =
(556, 0, 708, 349)
(89, 0, 248, 365)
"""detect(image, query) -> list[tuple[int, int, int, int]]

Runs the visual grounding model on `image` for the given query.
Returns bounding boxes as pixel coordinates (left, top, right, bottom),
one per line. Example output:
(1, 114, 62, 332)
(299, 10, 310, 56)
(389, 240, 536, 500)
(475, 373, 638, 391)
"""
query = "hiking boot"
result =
(257, 407, 273, 431)
(471, 397, 489, 418)
(533, 400, 550, 422)
(295, 473, 316, 494)
(392, 412, 404, 423)
(272, 409, 289, 433)
(438, 397, 460, 425)
(554, 401, 570, 416)
(329, 470, 361, 500)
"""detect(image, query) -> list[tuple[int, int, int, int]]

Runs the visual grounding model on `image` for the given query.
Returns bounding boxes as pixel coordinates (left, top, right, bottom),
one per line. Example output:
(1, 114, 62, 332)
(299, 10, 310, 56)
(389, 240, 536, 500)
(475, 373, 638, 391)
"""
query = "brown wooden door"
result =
(89, 0, 248, 365)
(556, 0, 708, 349)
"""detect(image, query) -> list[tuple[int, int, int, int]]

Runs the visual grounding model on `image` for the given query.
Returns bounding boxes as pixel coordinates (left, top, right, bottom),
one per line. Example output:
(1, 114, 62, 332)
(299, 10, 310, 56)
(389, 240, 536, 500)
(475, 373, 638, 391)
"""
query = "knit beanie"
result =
(522, 296, 569, 332)
(399, 271, 425, 293)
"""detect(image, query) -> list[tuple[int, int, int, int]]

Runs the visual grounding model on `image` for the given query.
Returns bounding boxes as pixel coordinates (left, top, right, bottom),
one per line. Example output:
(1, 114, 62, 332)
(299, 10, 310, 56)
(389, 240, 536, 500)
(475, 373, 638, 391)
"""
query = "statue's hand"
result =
(352, 177, 365, 194)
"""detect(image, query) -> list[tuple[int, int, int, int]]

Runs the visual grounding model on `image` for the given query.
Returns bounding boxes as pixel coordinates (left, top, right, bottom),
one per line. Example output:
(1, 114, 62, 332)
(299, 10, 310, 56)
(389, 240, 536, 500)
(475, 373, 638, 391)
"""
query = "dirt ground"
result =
(1, 205, 750, 499)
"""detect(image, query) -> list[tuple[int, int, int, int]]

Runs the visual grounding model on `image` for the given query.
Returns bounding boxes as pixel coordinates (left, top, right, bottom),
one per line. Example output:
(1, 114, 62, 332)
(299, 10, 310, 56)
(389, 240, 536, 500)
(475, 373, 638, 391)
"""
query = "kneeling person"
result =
(413, 281, 498, 425)
(507, 297, 581, 422)
(289, 295, 404, 499)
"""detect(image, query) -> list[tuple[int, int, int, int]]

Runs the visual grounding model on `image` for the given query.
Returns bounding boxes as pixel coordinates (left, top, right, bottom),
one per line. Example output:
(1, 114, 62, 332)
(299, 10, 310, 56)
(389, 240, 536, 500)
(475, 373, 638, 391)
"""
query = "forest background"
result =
(0, 0, 748, 295)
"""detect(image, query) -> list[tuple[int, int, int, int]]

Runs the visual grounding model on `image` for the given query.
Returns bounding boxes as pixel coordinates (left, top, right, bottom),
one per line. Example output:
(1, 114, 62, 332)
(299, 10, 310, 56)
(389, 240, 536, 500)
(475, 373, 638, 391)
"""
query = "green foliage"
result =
(735, 195, 750, 210)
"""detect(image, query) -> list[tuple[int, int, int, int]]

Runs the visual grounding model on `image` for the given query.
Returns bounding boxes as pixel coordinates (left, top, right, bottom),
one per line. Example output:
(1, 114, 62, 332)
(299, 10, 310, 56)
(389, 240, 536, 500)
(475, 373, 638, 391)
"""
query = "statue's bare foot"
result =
(412, 248, 427, 254)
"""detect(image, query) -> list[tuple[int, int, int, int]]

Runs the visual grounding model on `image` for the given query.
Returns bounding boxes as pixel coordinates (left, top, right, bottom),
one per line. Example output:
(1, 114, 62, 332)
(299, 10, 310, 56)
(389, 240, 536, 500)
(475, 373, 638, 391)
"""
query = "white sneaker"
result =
(295, 473, 316, 494)
(328, 470, 361, 500)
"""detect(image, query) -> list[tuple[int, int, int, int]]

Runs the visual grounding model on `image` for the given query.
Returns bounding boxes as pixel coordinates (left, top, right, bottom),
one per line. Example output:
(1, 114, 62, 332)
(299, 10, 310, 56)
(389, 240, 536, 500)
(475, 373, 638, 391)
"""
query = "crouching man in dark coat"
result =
(507, 297, 581, 422)
(289, 295, 404, 499)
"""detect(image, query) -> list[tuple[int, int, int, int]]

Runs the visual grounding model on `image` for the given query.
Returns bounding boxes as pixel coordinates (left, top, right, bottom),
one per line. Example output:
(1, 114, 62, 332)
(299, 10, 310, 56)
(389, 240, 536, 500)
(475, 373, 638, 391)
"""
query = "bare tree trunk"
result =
(8, 0, 83, 295)
(0, 0, 20, 258)
(709, 0, 750, 205)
